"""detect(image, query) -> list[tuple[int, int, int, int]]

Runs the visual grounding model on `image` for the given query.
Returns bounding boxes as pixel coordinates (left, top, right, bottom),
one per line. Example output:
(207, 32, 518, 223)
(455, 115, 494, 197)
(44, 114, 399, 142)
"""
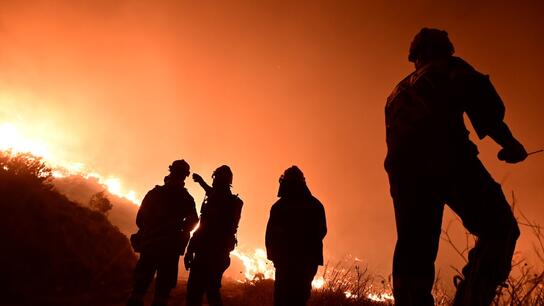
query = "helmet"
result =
(278, 166, 309, 197)
(169, 159, 190, 179)
(279, 166, 305, 184)
(409, 28, 454, 63)
(212, 165, 233, 186)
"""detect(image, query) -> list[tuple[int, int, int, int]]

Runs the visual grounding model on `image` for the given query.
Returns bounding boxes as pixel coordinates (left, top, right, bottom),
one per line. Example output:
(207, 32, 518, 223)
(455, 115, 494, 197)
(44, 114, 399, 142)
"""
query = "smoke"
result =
(0, 1, 543, 284)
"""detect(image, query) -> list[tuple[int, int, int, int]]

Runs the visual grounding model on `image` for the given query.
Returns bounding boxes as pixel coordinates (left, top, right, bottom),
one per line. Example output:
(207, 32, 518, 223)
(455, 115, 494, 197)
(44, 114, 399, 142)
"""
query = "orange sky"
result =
(0, 0, 543, 279)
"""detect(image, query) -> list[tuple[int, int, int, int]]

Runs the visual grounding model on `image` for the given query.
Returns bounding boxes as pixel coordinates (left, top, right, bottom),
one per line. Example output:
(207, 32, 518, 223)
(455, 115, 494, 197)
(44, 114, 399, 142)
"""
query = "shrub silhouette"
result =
(0, 150, 52, 185)
(53, 174, 139, 237)
(89, 191, 113, 215)
(0, 151, 136, 304)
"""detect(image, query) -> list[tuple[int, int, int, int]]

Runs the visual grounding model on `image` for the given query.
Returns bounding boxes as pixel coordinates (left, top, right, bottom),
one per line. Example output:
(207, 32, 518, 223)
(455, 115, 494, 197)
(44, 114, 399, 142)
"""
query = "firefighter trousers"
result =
(388, 156, 519, 306)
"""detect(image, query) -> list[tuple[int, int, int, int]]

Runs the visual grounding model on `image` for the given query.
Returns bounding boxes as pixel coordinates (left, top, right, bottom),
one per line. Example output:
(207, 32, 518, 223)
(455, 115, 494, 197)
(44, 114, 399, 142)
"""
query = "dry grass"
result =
(439, 192, 544, 306)
(224, 257, 393, 306)
(493, 198, 544, 306)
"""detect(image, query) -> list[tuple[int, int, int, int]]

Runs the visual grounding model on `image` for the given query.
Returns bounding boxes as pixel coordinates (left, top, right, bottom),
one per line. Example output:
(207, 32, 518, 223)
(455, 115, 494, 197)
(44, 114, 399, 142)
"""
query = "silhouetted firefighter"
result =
(385, 28, 528, 306)
(185, 165, 243, 306)
(266, 166, 327, 306)
(127, 160, 198, 306)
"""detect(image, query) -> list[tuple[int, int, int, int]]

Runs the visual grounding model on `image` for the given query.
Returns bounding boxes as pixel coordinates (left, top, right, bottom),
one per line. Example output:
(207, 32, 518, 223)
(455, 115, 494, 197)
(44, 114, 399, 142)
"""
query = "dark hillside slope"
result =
(0, 151, 136, 305)
(53, 175, 139, 237)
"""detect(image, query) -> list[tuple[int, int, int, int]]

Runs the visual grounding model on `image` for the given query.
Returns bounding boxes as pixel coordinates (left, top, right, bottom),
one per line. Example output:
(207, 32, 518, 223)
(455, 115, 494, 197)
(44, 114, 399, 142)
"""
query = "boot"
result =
(452, 275, 498, 306)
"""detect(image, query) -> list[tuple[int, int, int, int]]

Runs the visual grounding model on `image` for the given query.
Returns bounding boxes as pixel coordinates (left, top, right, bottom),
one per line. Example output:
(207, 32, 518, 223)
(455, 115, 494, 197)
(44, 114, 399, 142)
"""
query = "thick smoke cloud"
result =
(0, 0, 543, 280)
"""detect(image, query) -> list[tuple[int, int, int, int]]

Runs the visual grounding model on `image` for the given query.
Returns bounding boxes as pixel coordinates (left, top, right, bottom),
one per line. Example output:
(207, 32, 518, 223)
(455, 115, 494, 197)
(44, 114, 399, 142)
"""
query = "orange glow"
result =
(344, 291, 358, 299)
(0, 121, 141, 204)
(311, 276, 325, 289)
(0, 122, 49, 158)
(230, 248, 328, 289)
(367, 292, 395, 302)
(230, 248, 275, 281)
(0, 1, 542, 291)
(230, 248, 395, 302)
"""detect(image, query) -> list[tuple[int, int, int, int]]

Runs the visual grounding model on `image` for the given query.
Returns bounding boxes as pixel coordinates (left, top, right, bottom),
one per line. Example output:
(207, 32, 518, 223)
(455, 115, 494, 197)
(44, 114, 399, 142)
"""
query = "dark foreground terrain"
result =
(2, 151, 544, 306)
(112, 278, 389, 306)
(0, 151, 136, 306)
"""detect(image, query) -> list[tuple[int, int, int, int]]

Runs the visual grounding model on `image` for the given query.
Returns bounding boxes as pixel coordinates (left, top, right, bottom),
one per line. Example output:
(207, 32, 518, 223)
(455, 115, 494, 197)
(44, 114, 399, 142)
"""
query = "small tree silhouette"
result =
(89, 191, 113, 215)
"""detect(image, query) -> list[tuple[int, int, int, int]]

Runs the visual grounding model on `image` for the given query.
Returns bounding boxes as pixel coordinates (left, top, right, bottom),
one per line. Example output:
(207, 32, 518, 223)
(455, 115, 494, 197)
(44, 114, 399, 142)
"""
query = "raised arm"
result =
(192, 173, 213, 195)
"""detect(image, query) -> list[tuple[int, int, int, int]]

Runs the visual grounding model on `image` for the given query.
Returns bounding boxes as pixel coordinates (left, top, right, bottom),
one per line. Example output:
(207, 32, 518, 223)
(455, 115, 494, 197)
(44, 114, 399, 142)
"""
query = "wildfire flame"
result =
(230, 248, 275, 281)
(230, 248, 394, 303)
(0, 121, 141, 204)
(2, 120, 394, 303)
(367, 292, 395, 302)
(311, 276, 325, 289)
(230, 248, 327, 288)
(345, 291, 358, 299)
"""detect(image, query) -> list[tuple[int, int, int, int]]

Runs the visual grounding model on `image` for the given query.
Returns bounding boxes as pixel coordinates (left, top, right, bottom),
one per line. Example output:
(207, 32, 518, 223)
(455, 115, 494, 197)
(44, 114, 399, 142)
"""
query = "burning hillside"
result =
(0, 120, 395, 304)
(0, 149, 136, 304)
(230, 248, 395, 303)
(0, 122, 141, 203)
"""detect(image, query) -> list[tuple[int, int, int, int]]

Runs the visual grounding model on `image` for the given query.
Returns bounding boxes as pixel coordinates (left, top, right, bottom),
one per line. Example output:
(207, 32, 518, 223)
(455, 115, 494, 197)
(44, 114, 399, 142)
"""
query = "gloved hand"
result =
(192, 173, 203, 184)
(498, 139, 527, 164)
(184, 252, 194, 271)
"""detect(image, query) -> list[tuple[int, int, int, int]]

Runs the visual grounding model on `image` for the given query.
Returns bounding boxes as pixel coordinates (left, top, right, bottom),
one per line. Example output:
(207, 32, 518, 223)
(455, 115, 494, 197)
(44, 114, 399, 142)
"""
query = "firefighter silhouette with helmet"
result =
(266, 166, 327, 306)
(185, 165, 243, 306)
(127, 160, 198, 306)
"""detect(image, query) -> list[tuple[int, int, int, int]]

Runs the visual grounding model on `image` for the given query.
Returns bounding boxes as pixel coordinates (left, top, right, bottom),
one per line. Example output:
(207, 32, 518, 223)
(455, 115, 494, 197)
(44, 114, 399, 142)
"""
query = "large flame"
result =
(230, 248, 275, 281)
(0, 121, 141, 204)
(230, 248, 395, 303)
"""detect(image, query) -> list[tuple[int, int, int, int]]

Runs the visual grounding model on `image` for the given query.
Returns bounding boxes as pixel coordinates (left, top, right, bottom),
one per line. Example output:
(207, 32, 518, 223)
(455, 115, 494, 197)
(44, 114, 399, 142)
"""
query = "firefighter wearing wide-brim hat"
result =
(385, 28, 528, 306)
(127, 160, 198, 306)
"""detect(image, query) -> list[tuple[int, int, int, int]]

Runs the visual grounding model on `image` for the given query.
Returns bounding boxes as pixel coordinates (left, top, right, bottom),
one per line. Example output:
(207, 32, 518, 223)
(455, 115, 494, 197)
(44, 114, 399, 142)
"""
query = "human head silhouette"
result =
(409, 28, 454, 69)
(212, 165, 233, 189)
(278, 166, 310, 197)
(168, 159, 190, 181)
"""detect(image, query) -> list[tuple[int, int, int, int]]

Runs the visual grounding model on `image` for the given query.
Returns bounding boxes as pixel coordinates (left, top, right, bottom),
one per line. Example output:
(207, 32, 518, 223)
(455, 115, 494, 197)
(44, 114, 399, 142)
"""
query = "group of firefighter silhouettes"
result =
(126, 28, 530, 306)
(127, 162, 325, 306)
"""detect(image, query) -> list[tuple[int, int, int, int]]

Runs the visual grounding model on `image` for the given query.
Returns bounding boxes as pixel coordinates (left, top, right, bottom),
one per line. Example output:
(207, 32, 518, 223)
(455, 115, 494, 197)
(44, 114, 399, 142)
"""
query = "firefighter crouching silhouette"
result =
(127, 160, 199, 306)
(184, 165, 243, 306)
(385, 28, 528, 306)
(266, 166, 327, 306)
